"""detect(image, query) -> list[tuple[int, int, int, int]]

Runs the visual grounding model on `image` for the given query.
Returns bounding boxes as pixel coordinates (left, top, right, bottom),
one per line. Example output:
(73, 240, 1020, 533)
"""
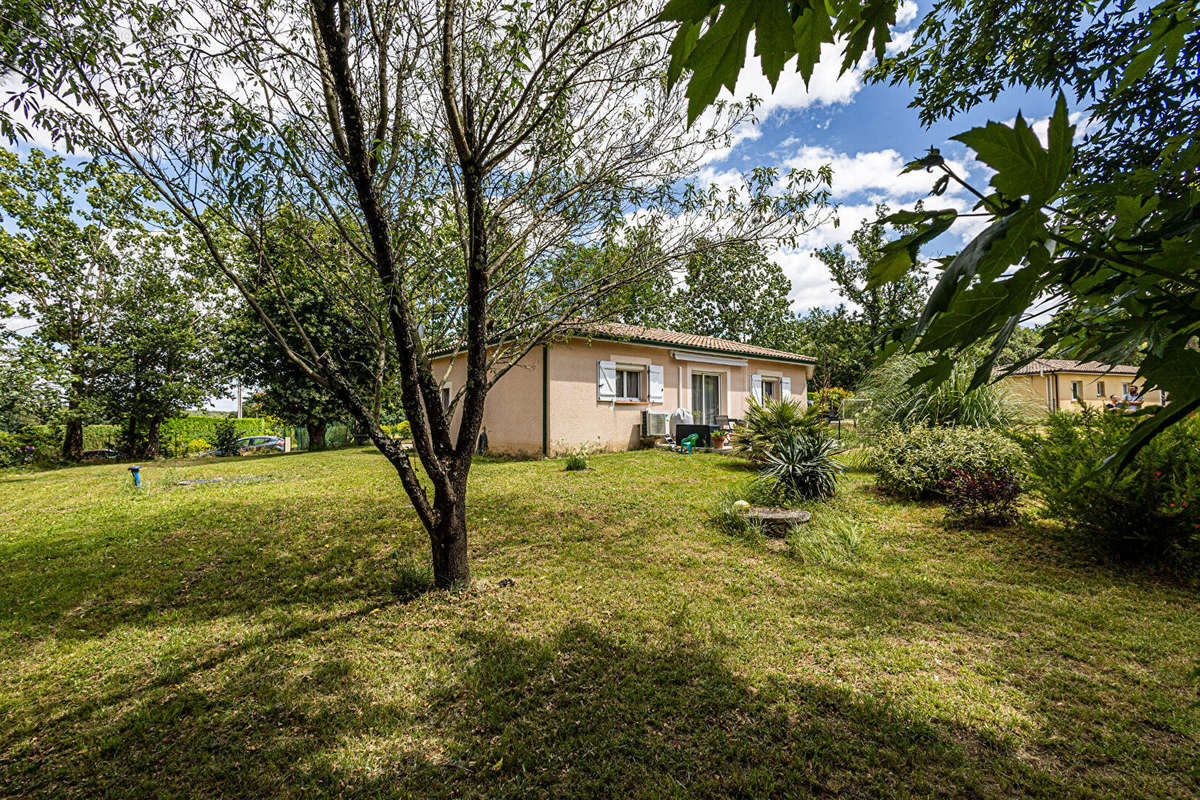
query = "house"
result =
(998, 358, 1164, 413)
(430, 323, 816, 456)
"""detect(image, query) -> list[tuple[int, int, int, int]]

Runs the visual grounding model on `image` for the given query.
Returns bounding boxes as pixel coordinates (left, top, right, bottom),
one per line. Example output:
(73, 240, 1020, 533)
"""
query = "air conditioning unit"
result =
(641, 410, 669, 437)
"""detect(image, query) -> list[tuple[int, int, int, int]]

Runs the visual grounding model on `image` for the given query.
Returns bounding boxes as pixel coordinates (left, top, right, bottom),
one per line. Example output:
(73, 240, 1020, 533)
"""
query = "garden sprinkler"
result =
(128, 465, 142, 489)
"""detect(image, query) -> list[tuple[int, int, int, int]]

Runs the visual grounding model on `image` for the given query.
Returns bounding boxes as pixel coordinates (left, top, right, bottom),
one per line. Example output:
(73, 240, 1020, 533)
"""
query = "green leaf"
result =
(868, 209, 957, 287)
(682, 2, 759, 122)
(754, 1, 797, 87)
(792, 0, 834, 85)
(954, 107, 1073, 205)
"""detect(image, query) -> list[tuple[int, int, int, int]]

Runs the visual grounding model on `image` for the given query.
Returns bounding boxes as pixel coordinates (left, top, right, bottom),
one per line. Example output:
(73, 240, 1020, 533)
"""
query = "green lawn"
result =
(0, 448, 1197, 798)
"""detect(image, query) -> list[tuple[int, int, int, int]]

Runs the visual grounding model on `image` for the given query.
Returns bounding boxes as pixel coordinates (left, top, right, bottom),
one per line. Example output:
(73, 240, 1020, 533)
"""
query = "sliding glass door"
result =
(691, 373, 720, 425)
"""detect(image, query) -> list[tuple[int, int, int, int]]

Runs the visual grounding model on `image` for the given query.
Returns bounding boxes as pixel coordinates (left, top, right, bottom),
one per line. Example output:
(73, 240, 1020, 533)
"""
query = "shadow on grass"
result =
(3, 622, 1074, 799)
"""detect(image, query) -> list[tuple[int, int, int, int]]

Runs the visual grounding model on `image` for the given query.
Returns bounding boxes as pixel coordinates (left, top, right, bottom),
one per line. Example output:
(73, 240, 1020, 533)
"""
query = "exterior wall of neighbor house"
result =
(431, 338, 814, 456)
(999, 372, 1163, 413)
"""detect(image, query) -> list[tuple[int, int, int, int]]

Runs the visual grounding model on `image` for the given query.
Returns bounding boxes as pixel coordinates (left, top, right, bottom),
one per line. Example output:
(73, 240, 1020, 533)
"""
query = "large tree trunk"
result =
(430, 485, 470, 588)
(62, 417, 84, 461)
(143, 417, 162, 459)
(306, 421, 327, 451)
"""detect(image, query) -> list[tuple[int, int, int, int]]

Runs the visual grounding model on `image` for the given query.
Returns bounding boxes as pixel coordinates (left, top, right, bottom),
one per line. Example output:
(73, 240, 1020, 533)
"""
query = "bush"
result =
(161, 416, 283, 444)
(939, 468, 1021, 526)
(0, 426, 61, 468)
(1017, 410, 1200, 566)
(211, 420, 240, 456)
(382, 420, 412, 439)
(731, 396, 822, 462)
(186, 438, 212, 455)
(812, 387, 853, 419)
(755, 431, 843, 504)
(859, 355, 1029, 433)
(871, 425, 1024, 499)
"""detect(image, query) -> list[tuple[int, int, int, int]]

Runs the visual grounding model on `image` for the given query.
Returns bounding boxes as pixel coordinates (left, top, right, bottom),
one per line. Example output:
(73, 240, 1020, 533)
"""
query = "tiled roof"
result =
(1005, 358, 1140, 376)
(567, 322, 815, 364)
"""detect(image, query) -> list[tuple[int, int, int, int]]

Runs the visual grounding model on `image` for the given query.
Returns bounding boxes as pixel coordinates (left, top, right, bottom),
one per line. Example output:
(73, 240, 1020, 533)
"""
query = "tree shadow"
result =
(4, 621, 1091, 799)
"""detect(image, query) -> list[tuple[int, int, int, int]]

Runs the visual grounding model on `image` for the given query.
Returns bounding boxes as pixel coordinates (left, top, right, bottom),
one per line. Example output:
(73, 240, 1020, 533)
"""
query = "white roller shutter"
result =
(750, 373, 763, 402)
(780, 376, 791, 400)
(648, 364, 664, 403)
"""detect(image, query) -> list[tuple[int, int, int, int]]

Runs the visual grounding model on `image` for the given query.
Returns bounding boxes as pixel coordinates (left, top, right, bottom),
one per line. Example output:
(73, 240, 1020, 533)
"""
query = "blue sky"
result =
(699, 1, 1069, 311)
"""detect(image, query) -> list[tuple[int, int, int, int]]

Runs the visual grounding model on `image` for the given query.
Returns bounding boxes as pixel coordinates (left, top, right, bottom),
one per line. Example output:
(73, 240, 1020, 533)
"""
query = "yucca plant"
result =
(731, 396, 823, 462)
(756, 431, 844, 504)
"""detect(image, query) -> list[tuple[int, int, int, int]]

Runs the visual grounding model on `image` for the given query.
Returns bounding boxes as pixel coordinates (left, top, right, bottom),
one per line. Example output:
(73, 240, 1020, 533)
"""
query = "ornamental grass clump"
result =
(859, 355, 1029, 433)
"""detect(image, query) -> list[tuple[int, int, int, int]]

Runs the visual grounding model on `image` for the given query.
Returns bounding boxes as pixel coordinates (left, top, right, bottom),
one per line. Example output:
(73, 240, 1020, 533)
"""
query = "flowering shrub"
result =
(939, 468, 1021, 526)
(812, 387, 853, 419)
(1016, 410, 1200, 568)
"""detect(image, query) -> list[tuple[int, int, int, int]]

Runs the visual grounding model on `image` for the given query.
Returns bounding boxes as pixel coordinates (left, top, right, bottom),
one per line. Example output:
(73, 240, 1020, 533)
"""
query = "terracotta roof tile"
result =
(1004, 358, 1140, 376)
(567, 322, 815, 364)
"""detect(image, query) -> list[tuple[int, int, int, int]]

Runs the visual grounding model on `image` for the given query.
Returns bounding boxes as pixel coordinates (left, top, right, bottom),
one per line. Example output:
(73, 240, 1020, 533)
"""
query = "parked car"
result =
(81, 449, 120, 460)
(201, 435, 286, 457)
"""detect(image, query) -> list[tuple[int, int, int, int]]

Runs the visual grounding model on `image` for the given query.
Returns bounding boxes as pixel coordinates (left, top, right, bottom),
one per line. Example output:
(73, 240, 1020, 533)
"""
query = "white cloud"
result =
(896, 1, 920, 27)
(782, 145, 971, 200)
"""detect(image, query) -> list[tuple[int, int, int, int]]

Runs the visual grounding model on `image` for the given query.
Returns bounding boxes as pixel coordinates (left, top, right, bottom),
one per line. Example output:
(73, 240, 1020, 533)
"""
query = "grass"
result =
(0, 448, 1197, 798)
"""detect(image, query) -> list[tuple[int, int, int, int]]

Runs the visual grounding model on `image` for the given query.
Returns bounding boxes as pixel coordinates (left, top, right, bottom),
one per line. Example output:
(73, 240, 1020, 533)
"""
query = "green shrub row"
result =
(0, 426, 61, 468)
(161, 416, 285, 443)
(870, 425, 1024, 500)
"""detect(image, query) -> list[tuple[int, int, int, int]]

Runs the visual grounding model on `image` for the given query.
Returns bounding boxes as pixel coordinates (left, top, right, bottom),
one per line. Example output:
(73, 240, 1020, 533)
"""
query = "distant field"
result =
(0, 448, 1196, 798)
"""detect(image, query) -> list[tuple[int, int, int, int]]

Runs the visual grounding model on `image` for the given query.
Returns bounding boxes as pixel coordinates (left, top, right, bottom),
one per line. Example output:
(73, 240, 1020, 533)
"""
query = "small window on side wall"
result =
(1096, 381, 1105, 397)
(1071, 381, 1082, 400)
(615, 367, 642, 401)
(761, 378, 777, 400)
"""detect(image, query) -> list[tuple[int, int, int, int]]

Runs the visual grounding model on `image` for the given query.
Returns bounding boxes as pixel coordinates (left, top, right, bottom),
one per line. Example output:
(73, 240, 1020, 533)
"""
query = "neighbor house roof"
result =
(429, 322, 816, 364)
(1004, 358, 1140, 377)
(564, 322, 816, 364)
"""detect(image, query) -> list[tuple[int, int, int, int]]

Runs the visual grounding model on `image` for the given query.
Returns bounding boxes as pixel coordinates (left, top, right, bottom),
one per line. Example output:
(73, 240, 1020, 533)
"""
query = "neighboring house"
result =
(998, 358, 1164, 413)
(430, 323, 816, 456)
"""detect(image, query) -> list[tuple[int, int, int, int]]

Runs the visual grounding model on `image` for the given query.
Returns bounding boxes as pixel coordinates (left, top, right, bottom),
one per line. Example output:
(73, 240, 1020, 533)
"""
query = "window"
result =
(691, 372, 720, 425)
(441, 386, 451, 409)
(1071, 381, 1082, 400)
(761, 378, 778, 401)
(1096, 381, 1105, 397)
(614, 367, 642, 401)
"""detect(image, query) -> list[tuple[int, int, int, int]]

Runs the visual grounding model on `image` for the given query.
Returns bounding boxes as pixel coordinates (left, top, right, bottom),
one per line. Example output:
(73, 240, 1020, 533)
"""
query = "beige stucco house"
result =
(430, 323, 816, 456)
(999, 358, 1164, 413)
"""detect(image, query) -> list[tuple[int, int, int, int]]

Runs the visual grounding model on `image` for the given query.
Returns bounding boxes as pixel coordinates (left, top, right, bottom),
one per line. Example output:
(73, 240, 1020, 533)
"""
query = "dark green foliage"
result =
(1017, 410, 1200, 568)
(872, 426, 1024, 500)
(564, 453, 588, 471)
(0, 426, 60, 468)
(756, 432, 843, 504)
(793, 305, 874, 390)
(211, 420, 240, 457)
(159, 416, 282, 444)
(939, 469, 1021, 527)
(731, 396, 822, 462)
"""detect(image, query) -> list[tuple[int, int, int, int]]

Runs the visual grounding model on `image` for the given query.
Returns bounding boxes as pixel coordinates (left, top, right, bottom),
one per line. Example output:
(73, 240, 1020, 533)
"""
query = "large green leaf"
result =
(868, 208, 957, 287)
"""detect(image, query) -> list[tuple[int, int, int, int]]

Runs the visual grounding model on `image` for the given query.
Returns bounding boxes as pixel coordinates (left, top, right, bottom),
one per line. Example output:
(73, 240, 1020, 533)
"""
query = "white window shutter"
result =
(750, 373, 762, 402)
(648, 365, 664, 403)
(597, 360, 617, 401)
(780, 376, 791, 399)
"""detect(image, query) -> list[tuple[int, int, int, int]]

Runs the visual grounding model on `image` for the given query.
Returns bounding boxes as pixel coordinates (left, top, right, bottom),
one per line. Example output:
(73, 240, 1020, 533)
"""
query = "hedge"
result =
(161, 416, 286, 443)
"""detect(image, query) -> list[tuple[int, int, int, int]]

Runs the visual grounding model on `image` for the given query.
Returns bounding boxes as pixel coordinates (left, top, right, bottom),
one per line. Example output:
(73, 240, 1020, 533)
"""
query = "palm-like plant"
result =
(731, 396, 823, 462)
(757, 431, 844, 503)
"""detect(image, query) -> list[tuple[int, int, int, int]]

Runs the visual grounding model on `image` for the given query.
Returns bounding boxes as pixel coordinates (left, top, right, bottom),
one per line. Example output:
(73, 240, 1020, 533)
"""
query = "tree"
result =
(666, 241, 799, 349)
(0, 338, 62, 430)
(6, 0, 828, 586)
(814, 204, 928, 346)
(792, 306, 873, 390)
(0, 149, 159, 459)
(97, 247, 227, 458)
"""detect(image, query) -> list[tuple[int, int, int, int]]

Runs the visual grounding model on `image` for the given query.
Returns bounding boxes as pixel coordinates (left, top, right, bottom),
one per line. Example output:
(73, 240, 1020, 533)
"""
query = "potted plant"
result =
(711, 428, 728, 449)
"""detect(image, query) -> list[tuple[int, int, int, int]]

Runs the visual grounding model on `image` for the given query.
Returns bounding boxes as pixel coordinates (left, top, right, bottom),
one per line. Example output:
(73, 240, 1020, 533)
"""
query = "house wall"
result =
(999, 372, 1163, 413)
(431, 338, 814, 456)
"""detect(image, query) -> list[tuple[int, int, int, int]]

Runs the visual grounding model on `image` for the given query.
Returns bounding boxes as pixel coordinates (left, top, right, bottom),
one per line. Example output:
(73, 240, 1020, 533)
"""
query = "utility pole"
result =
(236, 380, 243, 418)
